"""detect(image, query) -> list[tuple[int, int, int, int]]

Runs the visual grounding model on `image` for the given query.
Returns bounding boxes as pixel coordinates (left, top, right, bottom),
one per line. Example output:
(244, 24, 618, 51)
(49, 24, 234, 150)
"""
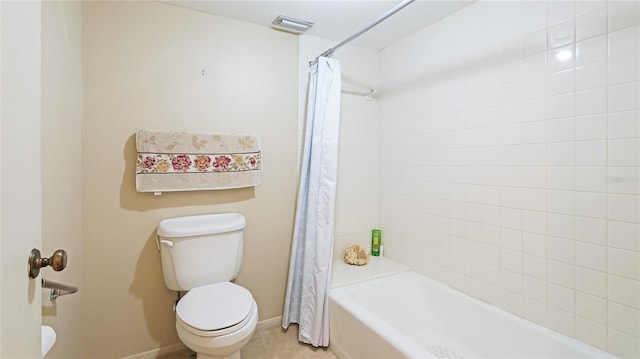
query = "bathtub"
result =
(329, 257, 612, 359)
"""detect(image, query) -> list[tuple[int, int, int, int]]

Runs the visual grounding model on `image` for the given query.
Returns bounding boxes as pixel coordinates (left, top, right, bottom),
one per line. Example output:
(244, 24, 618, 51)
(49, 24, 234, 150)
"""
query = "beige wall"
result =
(41, 1, 83, 358)
(82, 2, 298, 357)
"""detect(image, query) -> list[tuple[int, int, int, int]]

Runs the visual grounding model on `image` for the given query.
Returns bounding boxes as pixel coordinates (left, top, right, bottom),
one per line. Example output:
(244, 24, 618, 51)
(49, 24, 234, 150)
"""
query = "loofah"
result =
(343, 244, 369, 266)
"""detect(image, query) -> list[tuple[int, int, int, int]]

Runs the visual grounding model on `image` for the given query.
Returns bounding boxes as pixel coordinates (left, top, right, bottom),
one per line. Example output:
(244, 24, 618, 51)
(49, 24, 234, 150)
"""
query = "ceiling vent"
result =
(271, 15, 313, 34)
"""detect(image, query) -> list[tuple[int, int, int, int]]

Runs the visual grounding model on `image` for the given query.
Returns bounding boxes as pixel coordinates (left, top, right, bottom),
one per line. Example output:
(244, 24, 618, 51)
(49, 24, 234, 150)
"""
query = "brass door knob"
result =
(28, 249, 68, 279)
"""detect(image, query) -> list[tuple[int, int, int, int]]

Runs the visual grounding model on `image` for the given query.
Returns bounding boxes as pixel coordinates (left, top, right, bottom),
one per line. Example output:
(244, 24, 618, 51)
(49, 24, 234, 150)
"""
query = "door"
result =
(1, 1, 43, 357)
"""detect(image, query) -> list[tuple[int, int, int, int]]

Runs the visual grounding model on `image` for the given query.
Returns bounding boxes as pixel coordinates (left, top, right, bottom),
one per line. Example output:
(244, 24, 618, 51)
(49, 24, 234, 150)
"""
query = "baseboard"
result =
(328, 340, 348, 359)
(120, 316, 283, 359)
(120, 343, 188, 359)
(257, 315, 282, 330)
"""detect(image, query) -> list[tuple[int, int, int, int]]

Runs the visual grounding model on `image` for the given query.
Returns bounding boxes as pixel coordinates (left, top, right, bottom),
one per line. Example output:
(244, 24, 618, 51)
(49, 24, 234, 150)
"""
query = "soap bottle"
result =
(371, 229, 381, 256)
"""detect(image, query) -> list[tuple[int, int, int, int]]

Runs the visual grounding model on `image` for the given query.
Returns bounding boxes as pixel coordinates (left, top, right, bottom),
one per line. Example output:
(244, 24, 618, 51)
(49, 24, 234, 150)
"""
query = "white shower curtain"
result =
(282, 56, 341, 347)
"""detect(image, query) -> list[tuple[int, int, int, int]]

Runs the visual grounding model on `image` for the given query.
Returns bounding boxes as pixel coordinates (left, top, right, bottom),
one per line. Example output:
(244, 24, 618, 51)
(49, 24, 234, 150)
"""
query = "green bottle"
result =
(371, 229, 381, 256)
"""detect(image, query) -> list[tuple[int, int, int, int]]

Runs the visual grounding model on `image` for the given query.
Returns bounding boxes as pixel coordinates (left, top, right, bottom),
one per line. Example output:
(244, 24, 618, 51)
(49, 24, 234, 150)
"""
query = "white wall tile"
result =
(575, 317, 608, 352)
(608, 194, 640, 223)
(548, 69, 574, 96)
(522, 121, 547, 144)
(548, 142, 574, 165)
(576, 291, 608, 324)
(608, 301, 640, 337)
(501, 268, 523, 294)
(609, 327, 640, 359)
(548, 0, 575, 26)
(576, 88, 607, 117)
(575, 166, 607, 193)
(608, 274, 640, 308)
(549, 45, 576, 73)
(548, 259, 574, 287)
(576, 35, 608, 66)
(575, 191, 607, 218)
(524, 274, 548, 302)
(576, 241, 608, 272)
(549, 283, 575, 312)
(523, 188, 547, 211)
(549, 19, 575, 49)
(608, 247, 640, 280)
(501, 167, 523, 187)
(575, 114, 607, 141)
(524, 30, 547, 57)
(522, 143, 547, 165)
(502, 124, 524, 145)
(609, 82, 640, 112)
(501, 60, 524, 84)
(524, 2, 547, 34)
(523, 297, 548, 325)
(575, 216, 607, 245)
(609, 139, 640, 166)
(547, 189, 574, 214)
(608, 220, 640, 251)
(576, 62, 607, 91)
(608, 110, 640, 140)
(482, 225, 501, 247)
(576, 7, 608, 42)
(609, 1, 640, 33)
(482, 262, 501, 286)
(548, 235, 575, 263)
(548, 306, 576, 337)
(609, 54, 640, 85)
(576, 1, 606, 17)
(609, 25, 640, 58)
(523, 210, 547, 235)
(576, 266, 607, 297)
(500, 208, 522, 230)
(548, 166, 574, 190)
(523, 75, 548, 100)
(576, 140, 607, 166)
(524, 253, 547, 279)
(548, 213, 575, 239)
(547, 93, 574, 119)
(501, 248, 523, 273)
(608, 167, 640, 195)
(502, 227, 523, 250)
(482, 243, 501, 266)
(523, 54, 548, 79)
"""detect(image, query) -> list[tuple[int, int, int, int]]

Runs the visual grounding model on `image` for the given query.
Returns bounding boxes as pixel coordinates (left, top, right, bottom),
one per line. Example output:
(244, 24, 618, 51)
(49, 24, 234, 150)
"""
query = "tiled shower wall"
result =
(378, 1, 639, 357)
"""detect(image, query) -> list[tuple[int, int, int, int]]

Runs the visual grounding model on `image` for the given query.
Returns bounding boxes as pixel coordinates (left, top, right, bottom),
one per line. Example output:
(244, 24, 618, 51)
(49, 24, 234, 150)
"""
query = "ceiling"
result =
(163, 0, 472, 50)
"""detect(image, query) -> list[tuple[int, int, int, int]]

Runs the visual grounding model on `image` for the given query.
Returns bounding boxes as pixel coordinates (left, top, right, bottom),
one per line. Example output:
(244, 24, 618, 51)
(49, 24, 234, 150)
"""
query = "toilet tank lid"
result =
(157, 213, 246, 238)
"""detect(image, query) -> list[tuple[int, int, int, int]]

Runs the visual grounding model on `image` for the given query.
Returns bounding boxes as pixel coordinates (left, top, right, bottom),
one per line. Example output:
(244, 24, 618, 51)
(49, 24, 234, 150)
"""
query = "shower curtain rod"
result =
(309, 0, 415, 66)
(341, 85, 375, 100)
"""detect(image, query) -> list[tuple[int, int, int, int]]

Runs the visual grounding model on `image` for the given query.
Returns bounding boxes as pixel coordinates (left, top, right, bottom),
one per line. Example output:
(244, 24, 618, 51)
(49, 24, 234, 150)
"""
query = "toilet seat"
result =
(176, 282, 256, 337)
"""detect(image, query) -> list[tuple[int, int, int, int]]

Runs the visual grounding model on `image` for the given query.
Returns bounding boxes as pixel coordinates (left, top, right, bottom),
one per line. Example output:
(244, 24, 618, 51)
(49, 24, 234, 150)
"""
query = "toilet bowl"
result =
(157, 213, 258, 359)
(175, 282, 258, 359)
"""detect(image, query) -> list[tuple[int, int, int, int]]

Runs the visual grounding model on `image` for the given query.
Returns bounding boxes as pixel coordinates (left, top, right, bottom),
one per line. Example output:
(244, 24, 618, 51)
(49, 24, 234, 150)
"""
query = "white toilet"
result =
(157, 213, 258, 359)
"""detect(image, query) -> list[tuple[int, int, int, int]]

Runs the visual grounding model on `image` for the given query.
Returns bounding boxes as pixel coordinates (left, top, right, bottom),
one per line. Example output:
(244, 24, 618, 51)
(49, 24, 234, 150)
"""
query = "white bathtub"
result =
(329, 257, 613, 359)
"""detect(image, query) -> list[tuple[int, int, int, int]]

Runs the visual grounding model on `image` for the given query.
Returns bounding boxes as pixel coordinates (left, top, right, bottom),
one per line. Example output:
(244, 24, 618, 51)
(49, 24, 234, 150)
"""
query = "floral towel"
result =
(135, 128, 261, 193)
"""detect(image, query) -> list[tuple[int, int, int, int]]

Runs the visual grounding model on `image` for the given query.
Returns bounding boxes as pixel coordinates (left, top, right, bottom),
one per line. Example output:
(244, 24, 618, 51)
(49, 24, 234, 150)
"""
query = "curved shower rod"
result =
(309, 0, 415, 66)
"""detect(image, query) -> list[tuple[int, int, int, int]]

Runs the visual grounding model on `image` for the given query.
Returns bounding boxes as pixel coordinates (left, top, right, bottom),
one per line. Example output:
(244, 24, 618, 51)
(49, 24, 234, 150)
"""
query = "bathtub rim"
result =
(330, 270, 614, 359)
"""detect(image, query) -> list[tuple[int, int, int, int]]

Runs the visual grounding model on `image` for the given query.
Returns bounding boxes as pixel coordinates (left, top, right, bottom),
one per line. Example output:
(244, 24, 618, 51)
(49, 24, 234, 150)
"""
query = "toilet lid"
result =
(176, 282, 254, 331)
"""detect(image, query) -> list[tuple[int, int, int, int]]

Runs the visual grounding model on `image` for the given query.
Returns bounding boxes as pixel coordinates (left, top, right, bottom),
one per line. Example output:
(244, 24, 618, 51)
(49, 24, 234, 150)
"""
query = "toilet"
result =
(157, 213, 258, 359)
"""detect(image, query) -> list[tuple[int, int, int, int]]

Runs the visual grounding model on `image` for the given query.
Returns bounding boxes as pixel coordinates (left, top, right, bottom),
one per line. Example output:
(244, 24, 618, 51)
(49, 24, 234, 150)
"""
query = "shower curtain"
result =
(282, 56, 341, 347)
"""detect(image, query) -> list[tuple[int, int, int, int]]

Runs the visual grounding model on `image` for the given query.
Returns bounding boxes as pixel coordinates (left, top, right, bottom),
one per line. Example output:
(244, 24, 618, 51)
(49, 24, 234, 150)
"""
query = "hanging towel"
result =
(135, 128, 261, 193)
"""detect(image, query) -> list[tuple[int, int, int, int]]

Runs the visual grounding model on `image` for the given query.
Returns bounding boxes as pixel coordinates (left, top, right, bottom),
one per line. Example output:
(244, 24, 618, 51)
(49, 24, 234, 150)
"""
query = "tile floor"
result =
(159, 324, 337, 359)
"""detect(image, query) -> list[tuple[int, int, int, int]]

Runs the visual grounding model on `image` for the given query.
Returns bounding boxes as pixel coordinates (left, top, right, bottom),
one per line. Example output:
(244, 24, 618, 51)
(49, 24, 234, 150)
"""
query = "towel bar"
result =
(42, 278, 78, 301)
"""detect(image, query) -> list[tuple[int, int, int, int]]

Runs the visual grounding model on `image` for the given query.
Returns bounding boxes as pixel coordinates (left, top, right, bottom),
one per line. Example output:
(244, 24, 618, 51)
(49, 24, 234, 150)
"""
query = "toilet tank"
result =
(157, 213, 246, 291)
